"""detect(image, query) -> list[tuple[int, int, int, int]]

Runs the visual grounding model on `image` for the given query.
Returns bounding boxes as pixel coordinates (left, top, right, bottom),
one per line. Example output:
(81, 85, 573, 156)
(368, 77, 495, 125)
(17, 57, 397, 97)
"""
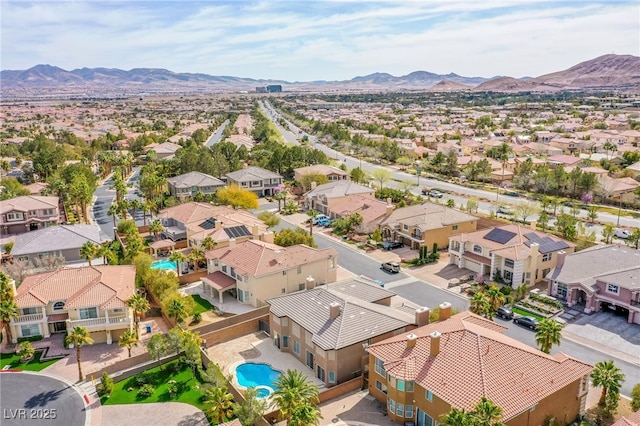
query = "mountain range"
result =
(1, 54, 639, 95)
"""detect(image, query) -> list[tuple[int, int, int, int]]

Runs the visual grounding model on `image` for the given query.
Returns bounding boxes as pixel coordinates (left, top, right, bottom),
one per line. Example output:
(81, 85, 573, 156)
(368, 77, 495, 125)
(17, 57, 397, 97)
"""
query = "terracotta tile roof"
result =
(305, 180, 374, 198)
(612, 410, 640, 426)
(330, 195, 388, 223)
(367, 312, 592, 421)
(0, 195, 58, 214)
(202, 271, 236, 290)
(380, 202, 477, 231)
(205, 240, 337, 278)
(16, 266, 135, 310)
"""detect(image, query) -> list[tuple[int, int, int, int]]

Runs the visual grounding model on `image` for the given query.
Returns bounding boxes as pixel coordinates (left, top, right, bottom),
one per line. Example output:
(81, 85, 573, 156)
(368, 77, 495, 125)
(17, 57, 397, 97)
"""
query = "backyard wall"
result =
(194, 306, 270, 336)
(89, 353, 181, 383)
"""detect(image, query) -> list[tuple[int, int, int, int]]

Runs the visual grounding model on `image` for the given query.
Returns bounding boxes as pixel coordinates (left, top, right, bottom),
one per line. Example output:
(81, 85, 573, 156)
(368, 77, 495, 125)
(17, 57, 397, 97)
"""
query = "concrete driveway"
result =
(101, 402, 207, 426)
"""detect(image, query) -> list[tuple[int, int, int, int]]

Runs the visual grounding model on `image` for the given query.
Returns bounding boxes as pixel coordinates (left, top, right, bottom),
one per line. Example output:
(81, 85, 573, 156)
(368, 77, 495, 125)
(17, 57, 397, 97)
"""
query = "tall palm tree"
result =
(535, 318, 564, 354)
(149, 219, 165, 242)
(495, 142, 512, 201)
(126, 294, 150, 339)
(107, 202, 119, 231)
(201, 236, 217, 251)
(97, 242, 115, 265)
(470, 292, 491, 318)
(273, 369, 320, 424)
(118, 329, 138, 358)
(484, 285, 506, 318)
(440, 407, 474, 426)
(0, 299, 18, 345)
(65, 326, 94, 382)
(188, 246, 205, 271)
(591, 360, 625, 407)
(80, 241, 100, 266)
(203, 386, 234, 424)
(167, 298, 188, 325)
(168, 250, 186, 276)
(473, 397, 504, 426)
(307, 210, 319, 236)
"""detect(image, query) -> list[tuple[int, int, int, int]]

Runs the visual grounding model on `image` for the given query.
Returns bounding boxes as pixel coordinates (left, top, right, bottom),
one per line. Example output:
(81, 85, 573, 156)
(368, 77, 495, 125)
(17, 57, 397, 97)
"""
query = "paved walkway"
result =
(101, 402, 207, 426)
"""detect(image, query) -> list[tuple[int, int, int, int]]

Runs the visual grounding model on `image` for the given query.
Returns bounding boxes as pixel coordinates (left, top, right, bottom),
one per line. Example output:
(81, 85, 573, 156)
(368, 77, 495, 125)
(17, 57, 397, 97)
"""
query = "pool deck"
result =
(206, 332, 326, 391)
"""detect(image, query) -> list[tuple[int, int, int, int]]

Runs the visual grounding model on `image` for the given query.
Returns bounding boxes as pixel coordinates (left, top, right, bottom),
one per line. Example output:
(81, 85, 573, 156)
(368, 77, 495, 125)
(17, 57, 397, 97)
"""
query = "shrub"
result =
(631, 383, 640, 411)
(17, 342, 35, 361)
(100, 372, 114, 397)
(135, 374, 148, 387)
(167, 380, 178, 398)
(192, 312, 202, 324)
(138, 384, 155, 398)
(17, 335, 43, 343)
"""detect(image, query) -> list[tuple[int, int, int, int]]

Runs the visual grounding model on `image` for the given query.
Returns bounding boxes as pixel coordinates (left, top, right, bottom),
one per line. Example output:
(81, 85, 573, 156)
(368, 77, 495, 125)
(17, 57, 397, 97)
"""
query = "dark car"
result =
(513, 316, 539, 330)
(383, 241, 403, 250)
(496, 306, 514, 320)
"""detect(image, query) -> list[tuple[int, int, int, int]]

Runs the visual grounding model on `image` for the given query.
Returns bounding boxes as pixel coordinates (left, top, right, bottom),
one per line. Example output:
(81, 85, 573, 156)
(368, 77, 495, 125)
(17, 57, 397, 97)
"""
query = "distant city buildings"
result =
(255, 85, 282, 93)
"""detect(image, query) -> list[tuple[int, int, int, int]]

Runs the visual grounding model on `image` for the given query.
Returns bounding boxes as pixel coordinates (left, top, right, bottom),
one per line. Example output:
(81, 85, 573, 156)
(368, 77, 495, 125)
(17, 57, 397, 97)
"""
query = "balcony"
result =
(12, 313, 44, 324)
(68, 315, 129, 328)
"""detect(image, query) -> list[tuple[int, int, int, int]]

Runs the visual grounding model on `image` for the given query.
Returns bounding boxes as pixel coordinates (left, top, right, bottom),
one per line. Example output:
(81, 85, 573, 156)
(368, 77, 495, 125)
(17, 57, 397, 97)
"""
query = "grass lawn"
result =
(190, 294, 214, 315)
(512, 307, 545, 321)
(0, 351, 60, 371)
(102, 359, 206, 410)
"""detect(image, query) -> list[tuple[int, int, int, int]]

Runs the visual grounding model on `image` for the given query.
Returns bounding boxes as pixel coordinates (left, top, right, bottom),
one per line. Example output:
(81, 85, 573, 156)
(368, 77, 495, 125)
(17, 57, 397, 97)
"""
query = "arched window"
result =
(53, 301, 65, 311)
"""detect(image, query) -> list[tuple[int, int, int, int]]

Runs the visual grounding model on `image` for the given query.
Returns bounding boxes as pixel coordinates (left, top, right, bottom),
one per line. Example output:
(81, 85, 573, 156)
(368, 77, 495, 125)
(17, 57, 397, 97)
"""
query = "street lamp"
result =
(617, 199, 622, 226)
(416, 163, 423, 187)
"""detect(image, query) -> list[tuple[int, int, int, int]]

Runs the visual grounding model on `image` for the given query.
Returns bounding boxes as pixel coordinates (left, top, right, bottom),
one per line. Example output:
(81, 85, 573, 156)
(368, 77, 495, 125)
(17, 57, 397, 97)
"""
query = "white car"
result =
(614, 229, 630, 239)
(496, 206, 513, 215)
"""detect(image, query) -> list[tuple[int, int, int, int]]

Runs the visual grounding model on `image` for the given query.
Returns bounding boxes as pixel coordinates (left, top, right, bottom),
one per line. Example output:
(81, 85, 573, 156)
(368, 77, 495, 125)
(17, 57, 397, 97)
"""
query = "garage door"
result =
(463, 258, 482, 274)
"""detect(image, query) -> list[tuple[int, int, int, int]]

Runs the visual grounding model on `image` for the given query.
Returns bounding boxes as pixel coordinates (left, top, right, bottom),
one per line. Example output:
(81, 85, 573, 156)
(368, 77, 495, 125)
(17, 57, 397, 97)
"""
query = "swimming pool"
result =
(235, 362, 281, 398)
(151, 259, 177, 271)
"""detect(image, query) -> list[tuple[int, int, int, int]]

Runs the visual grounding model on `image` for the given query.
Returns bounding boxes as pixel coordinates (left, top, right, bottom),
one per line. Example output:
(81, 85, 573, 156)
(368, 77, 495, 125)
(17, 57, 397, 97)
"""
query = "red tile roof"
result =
(367, 312, 592, 421)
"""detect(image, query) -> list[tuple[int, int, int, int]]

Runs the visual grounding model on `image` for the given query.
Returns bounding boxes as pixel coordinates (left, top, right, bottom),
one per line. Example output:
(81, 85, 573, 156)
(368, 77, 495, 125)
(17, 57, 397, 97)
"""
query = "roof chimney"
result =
(556, 250, 566, 268)
(310, 181, 317, 190)
(386, 197, 392, 205)
(529, 242, 539, 262)
(329, 302, 341, 320)
(385, 203, 394, 217)
(305, 275, 316, 290)
(438, 302, 451, 321)
(252, 224, 259, 236)
(228, 238, 236, 249)
(415, 307, 430, 327)
(429, 331, 441, 357)
(262, 231, 274, 244)
(406, 333, 418, 349)
(529, 220, 537, 230)
(215, 220, 222, 230)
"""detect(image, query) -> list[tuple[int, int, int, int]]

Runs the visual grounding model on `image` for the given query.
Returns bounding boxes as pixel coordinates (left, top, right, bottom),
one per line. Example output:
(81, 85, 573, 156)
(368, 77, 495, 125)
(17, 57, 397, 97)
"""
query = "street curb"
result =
(561, 330, 640, 366)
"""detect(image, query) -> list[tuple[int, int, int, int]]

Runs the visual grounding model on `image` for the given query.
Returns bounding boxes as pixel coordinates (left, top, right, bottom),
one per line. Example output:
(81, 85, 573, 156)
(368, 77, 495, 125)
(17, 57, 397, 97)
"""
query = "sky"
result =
(1, 1, 638, 81)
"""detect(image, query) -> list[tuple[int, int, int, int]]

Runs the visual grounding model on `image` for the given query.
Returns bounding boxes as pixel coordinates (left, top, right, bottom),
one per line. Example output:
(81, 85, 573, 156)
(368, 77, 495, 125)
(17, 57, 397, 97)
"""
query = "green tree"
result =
(179, 329, 202, 377)
(440, 407, 474, 426)
(350, 167, 367, 184)
(149, 219, 165, 242)
(232, 387, 269, 426)
(586, 205, 599, 223)
(80, 241, 100, 266)
(515, 202, 537, 224)
(473, 397, 505, 426)
(146, 333, 167, 369)
(371, 168, 392, 189)
(216, 184, 259, 210)
(166, 297, 189, 325)
(118, 329, 138, 358)
(0, 272, 18, 344)
(273, 369, 320, 424)
(126, 293, 150, 339)
(65, 326, 94, 381)
(274, 189, 288, 212)
(258, 211, 280, 229)
(17, 341, 35, 361)
(203, 386, 234, 424)
(602, 224, 615, 244)
(470, 292, 491, 318)
(307, 209, 319, 236)
(188, 245, 205, 271)
(274, 228, 316, 248)
(299, 172, 329, 192)
(631, 383, 640, 411)
(289, 401, 323, 426)
(201, 236, 217, 251)
(591, 360, 625, 409)
(484, 285, 506, 317)
(627, 228, 640, 250)
(535, 318, 564, 354)
(537, 211, 549, 231)
(169, 250, 186, 276)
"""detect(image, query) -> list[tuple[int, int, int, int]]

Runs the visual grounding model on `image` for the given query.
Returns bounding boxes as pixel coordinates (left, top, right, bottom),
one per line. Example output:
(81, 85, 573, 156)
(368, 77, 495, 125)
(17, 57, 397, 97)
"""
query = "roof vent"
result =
(329, 302, 341, 320)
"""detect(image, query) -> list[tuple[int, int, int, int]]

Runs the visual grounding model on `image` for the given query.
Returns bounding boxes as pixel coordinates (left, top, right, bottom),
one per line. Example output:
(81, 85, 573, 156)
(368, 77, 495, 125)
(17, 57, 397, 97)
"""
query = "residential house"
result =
(304, 180, 375, 216)
(597, 176, 640, 204)
(24, 182, 48, 195)
(448, 224, 575, 288)
(550, 137, 580, 154)
(145, 142, 181, 159)
(10, 265, 135, 344)
(225, 166, 283, 197)
(546, 245, 640, 324)
(294, 164, 348, 184)
(547, 154, 583, 168)
(156, 202, 270, 247)
(268, 276, 425, 387)
(167, 171, 225, 200)
(367, 308, 592, 426)
(611, 409, 640, 426)
(0, 195, 60, 236)
(380, 202, 478, 250)
(11, 224, 103, 264)
(625, 160, 640, 178)
(203, 239, 338, 307)
(330, 195, 391, 234)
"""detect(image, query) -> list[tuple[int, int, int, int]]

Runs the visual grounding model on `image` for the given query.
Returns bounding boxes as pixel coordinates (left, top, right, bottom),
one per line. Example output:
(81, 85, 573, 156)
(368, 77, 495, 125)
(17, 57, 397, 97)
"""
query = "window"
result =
(406, 381, 414, 392)
(389, 399, 395, 414)
(113, 308, 123, 313)
(238, 291, 244, 303)
(79, 307, 98, 319)
(473, 245, 482, 254)
(607, 284, 620, 295)
(452, 225, 458, 231)
(397, 379, 405, 392)
(504, 258, 515, 268)
(375, 380, 388, 394)
(22, 307, 37, 315)
(21, 324, 40, 337)
(328, 371, 336, 384)
(282, 270, 287, 275)
(426, 389, 433, 401)
(299, 283, 305, 291)
(28, 210, 37, 217)
(282, 336, 289, 348)
(396, 403, 404, 417)
(403, 224, 409, 231)
(7, 212, 24, 221)
(281, 318, 288, 326)
(406, 405, 413, 419)
(222, 265, 227, 273)
(374, 358, 386, 376)
(53, 302, 65, 311)
(388, 375, 396, 389)
(230, 267, 236, 278)
(293, 340, 300, 355)
(281, 288, 286, 294)
(214, 260, 219, 267)
(244, 290, 250, 302)
(297, 266, 302, 274)
(542, 252, 552, 262)
(292, 323, 300, 337)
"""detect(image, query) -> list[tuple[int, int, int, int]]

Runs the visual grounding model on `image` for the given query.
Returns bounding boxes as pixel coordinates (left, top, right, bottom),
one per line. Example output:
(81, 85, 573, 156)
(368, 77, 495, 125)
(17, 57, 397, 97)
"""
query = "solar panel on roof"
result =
(484, 228, 517, 244)
(199, 218, 217, 230)
(224, 225, 251, 238)
(524, 232, 569, 253)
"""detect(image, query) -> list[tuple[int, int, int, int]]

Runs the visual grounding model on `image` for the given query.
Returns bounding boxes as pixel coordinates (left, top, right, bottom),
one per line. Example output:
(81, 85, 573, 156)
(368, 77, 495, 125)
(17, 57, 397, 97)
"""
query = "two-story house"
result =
(267, 276, 427, 388)
(11, 224, 104, 264)
(448, 224, 575, 288)
(0, 195, 60, 236)
(294, 164, 348, 185)
(167, 171, 225, 200)
(225, 166, 283, 197)
(546, 245, 640, 324)
(379, 202, 478, 250)
(304, 180, 375, 216)
(10, 265, 136, 344)
(203, 239, 338, 307)
(367, 308, 592, 426)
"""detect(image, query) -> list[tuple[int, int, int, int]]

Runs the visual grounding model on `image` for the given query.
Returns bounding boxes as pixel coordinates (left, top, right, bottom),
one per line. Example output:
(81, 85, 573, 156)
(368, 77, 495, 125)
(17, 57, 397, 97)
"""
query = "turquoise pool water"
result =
(151, 259, 177, 270)
(236, 362, 281, 398)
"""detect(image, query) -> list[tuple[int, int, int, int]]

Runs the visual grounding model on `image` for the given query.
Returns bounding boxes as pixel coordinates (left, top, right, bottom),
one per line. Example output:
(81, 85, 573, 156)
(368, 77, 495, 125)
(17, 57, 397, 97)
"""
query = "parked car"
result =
(614, 229, 630, 239)
(383, 241, 403, 250)
(513, 316, 539, 330)
(496, 306, 514, 320)
(428, 190, 444, 198)
(504, 191, 521, 197)
(312, 214, 330, 225)
(317, 218, 333, 227)
(496, 206, 514, 215)
(381, 261, 401, 273)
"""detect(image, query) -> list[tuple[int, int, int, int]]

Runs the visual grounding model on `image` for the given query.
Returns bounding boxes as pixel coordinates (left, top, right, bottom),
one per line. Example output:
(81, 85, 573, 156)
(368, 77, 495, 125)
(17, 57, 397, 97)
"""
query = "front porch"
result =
(201, 271, 237, 304)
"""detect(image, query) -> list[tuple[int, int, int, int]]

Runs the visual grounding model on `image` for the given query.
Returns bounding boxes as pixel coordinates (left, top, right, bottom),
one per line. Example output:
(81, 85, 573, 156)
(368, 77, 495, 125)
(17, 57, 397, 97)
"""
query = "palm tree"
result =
(201, 236, 217, 251)
(167, 298, 188, 325)
(65, 326, 94, 382)
(126, 294, 150, 339)
(0, 298, 18, 345)
(494, 142, 512, 200)
(188, 246, 205, 271)
(107, 202, 119, 231)
(470, 292, 491, 318)
(591, 360, 625, 407)
(149, 219, 165, 242)
(473, 397, 504, 426)
(118, 329, 138, 358)
(535, 318, 564, 354)
(97, 242, 115, 265)
(289, 401, 323, 426)
(203, 386, 234, 424)
(484, 285, 506, 318)
(307, 209, 319, 236)
(80, 241, 100, 266)
(142, 200, 156, 226)
(273, 369, 320, 424)
(169, 250, 186, 276)
(441, 407, 474, 426)
(274, 189, 288, 212)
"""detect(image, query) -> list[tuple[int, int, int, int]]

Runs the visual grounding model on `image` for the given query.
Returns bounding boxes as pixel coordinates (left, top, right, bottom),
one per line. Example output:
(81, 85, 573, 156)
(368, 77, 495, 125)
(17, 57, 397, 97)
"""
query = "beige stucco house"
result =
(0, 195, 60, 236)
(304, 180, 375, 216)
